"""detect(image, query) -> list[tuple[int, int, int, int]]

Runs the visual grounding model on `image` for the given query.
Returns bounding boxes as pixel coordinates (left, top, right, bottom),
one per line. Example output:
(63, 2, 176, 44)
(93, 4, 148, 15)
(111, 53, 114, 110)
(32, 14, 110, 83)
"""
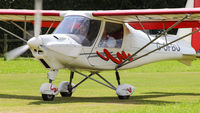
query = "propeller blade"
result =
(34, 0, 43, 37)
(5, 45, 29, 61)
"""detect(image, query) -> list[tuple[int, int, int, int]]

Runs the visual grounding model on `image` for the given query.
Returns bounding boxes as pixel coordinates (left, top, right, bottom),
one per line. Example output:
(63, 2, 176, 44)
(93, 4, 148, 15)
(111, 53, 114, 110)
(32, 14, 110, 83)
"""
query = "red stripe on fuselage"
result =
(96, 49, 133, 64)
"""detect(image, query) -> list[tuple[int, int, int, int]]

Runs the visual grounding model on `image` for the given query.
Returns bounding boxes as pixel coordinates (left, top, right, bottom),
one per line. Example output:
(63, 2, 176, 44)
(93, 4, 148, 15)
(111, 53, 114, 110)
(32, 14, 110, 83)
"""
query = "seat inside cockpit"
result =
(98, 22, 123, 48)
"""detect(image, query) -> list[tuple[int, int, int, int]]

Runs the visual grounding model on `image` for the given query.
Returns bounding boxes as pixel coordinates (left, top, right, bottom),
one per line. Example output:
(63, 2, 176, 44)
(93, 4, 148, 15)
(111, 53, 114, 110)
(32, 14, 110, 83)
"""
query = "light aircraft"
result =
(1, 0, 200, 101)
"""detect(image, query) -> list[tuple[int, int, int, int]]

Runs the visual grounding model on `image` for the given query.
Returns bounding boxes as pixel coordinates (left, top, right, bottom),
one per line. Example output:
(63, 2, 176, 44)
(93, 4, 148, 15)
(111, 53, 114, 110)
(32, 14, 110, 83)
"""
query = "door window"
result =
(99, 22, 123, 48)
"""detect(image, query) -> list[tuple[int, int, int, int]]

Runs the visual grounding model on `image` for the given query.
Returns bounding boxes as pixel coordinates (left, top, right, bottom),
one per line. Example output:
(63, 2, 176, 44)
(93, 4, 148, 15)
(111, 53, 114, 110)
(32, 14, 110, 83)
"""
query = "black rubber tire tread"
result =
(42, 94, 55, 101)
(118, 95, 130, 99)
(60, 92, 72, 97)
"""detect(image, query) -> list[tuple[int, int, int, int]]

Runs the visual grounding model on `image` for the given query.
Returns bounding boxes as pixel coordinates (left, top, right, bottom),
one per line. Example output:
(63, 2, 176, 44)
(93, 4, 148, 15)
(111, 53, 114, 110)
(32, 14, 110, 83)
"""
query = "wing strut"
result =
(116, 14, 191, 69)
(10, 21, 33, 37)
(162, 21, 168, 44)
(136, 16, 151, 41)
(0, 26, 27, 42)
(45, 21, 55, 34)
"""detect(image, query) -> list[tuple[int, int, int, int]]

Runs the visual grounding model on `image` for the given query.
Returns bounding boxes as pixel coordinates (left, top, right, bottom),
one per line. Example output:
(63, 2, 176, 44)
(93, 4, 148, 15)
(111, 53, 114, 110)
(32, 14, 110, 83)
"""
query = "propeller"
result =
(5, 45, 29, 61)
(34, 0, 42, 38)
(5, 0, 43, 60)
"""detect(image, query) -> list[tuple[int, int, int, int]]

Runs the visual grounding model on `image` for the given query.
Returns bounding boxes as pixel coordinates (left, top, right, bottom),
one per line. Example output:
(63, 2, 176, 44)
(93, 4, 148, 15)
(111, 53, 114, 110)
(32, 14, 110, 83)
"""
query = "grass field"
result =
(1, 58, 200, 113)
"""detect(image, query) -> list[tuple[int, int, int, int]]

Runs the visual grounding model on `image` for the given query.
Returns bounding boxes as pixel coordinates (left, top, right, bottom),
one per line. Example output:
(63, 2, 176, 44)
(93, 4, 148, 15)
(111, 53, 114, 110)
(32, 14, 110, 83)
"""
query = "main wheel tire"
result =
(42, 94, 55, 101)
(118, 95, 130, 100)
(60, 92, 72, 97)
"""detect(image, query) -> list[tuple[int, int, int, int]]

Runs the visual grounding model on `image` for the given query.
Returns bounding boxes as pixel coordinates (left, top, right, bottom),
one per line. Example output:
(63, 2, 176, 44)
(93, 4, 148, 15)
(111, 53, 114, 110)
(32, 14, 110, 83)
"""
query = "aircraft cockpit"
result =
(54, 15, 101, 46)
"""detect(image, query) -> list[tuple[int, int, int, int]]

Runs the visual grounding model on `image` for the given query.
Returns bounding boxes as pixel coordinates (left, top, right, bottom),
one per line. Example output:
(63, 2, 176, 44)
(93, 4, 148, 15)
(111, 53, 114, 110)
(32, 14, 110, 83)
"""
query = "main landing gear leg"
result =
(40, 70, 59, 101)
(115, 70, 135, 99)
(73, 70, 135, 100)
(59, 71, 76, 97)
(116, 71, 121, 85)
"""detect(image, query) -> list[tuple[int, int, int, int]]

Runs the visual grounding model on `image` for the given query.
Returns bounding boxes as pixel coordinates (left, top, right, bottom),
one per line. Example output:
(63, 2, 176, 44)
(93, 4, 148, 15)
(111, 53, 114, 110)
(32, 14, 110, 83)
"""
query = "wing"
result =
(0, 9, 64, 28)
(92, 8, 200, 30)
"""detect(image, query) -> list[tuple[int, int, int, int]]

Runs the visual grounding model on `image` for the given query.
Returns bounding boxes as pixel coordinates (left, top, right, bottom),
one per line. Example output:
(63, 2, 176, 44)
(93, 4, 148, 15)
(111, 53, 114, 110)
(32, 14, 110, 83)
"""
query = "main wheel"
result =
(118, 95, 130, 99)
(42, 94, 55, 101)
(116, 84, 135, 100)
(60, 92, 72, 97)
(59, 81, 76, 97)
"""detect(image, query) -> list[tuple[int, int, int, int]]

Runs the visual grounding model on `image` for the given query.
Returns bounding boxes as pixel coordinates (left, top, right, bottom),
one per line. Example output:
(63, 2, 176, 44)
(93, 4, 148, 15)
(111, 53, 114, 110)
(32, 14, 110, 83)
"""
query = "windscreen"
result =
(54, 15, 101, 46)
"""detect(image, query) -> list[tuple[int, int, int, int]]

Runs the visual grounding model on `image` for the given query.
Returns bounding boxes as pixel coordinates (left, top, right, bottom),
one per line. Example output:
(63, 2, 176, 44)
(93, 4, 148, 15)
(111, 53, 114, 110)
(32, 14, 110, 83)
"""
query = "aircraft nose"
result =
(27, 37, 42, 49)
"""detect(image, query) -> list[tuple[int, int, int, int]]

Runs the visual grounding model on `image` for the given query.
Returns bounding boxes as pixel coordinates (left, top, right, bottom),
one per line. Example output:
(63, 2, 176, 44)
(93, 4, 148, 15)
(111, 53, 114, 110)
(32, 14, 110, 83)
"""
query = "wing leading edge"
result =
(0, 9, 64, 28)
(1, 8, 200, 29)
(93, 8, 200, 30)
(0, 9, 62, 21)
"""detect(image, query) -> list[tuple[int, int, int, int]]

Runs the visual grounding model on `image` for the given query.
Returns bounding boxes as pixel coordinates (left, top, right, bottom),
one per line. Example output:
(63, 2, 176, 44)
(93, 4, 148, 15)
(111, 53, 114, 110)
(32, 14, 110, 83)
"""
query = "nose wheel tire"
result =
(40, 83, 59, 101)
(42, 94, 55, 101)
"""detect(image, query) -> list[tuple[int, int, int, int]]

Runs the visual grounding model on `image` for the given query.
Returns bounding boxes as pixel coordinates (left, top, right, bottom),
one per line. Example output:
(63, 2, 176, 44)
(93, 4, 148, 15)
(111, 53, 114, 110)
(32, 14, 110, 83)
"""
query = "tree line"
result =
(0, 0, 187, 56)
(0, 0, 187, 9)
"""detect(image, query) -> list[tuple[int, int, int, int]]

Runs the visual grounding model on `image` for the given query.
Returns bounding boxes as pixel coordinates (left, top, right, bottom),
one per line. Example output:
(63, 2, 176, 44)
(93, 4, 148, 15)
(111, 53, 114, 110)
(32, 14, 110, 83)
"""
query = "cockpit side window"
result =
(99, 22, 123, 48)
(83, 20, 101, 46)
(53, 16, 101, 46)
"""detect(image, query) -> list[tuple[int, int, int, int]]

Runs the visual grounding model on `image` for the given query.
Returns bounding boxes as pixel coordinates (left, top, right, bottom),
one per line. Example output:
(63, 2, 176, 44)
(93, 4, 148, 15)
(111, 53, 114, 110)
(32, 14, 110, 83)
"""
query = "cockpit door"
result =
(87, 21, 124, 69)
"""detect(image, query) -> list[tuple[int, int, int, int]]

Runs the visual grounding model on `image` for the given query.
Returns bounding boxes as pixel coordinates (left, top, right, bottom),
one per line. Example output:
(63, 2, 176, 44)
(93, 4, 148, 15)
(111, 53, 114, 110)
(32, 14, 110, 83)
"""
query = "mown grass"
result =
(0, 58, 200, 113)
(1, 58, 200, 74)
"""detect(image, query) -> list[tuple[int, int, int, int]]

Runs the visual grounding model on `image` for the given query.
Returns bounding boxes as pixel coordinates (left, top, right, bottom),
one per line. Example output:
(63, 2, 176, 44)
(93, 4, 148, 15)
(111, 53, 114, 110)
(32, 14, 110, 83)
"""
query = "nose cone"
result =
(27, 37, 42, 49)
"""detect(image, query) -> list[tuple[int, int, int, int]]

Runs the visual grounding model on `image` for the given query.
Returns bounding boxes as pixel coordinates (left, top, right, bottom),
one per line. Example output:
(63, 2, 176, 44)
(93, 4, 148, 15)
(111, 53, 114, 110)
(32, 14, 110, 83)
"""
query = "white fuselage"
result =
(28, 14, 196, 72)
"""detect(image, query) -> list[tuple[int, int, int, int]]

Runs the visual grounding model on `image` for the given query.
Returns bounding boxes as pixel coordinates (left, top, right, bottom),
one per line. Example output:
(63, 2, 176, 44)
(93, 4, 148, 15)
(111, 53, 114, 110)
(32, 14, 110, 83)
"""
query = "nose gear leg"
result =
(59, 71, 76, 97)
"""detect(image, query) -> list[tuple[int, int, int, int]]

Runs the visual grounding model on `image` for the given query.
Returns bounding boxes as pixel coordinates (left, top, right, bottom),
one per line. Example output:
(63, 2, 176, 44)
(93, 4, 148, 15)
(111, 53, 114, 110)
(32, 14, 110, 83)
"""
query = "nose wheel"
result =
(42, 94, 55, 101)
(40, 82, 59, 101)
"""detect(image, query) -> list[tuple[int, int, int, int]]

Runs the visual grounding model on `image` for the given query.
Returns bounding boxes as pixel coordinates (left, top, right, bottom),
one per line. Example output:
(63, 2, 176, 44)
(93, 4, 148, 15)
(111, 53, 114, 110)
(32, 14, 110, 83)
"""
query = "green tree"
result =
(0, 0, 188, 55)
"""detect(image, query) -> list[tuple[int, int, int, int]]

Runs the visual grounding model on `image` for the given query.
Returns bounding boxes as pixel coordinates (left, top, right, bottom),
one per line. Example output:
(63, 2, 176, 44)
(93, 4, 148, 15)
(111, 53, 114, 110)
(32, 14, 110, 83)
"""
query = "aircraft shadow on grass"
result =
(1, 92, 200, 105)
